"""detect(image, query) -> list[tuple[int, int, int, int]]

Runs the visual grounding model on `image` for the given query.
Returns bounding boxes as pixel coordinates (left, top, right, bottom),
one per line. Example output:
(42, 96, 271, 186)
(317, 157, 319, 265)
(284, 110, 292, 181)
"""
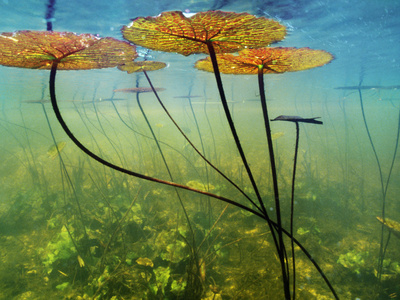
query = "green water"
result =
(0, 1, 400, 299)
(0, 66, 399, 299)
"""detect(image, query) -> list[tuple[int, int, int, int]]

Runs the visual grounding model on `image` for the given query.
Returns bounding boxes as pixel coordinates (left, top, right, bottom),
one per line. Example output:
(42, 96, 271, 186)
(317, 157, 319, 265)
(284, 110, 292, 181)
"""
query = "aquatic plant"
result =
(0, 12, 336, 299)
(337, 250, 369, 275)
(271, 114, 323, 296)
(195, 45, 333, 298)
(122, 11, 286, 215)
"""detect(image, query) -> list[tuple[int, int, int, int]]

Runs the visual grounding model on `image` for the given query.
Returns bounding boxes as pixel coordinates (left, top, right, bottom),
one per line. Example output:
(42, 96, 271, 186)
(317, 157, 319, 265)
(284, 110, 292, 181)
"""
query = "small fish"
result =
(47, 141, 66, 159)
(271, 115, 323, 125)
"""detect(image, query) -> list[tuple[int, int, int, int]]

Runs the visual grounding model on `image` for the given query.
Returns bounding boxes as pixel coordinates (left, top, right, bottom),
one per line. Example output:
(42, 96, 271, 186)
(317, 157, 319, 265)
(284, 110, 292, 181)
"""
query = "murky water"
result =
(0, 0, 399, 299)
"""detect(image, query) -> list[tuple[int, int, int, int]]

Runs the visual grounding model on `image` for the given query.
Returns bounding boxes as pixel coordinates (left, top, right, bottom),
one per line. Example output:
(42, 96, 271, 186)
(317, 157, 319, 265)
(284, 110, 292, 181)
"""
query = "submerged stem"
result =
(257, 67, 289, 299)
(290, 121, 300, 299)
(206, 43, 267, 216)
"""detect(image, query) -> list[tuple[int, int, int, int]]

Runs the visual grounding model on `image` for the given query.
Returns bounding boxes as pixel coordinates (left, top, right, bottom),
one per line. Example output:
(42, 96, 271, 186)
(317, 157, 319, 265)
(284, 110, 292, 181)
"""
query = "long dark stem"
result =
(290, 121, 300, 299)
(257, 68, 289, 299)
(48, 61, 264, 219)
(206, 43, 267, 216)
(141, 69, 261, 211)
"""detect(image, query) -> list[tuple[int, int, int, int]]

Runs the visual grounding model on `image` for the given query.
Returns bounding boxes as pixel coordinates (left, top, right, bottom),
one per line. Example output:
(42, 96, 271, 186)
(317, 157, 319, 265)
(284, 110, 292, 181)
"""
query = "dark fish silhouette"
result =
(271, 115, 323, 125)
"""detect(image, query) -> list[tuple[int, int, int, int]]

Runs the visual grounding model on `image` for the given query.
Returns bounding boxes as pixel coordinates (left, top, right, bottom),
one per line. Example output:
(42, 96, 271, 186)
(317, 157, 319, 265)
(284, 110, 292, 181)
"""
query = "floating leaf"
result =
(122, 11, 286, 56)
(0, 30, 137, 70)
(118, 60, 166, 73)
(195, 47, 334, 74)
(113, 87, 165, 93)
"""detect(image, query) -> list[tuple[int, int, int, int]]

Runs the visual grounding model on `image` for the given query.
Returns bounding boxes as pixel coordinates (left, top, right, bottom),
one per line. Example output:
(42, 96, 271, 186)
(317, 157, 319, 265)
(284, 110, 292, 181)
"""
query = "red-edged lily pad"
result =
(0, 30, 137, 70)
(122, 11, 286, 56)
(195, 47, 334, 74)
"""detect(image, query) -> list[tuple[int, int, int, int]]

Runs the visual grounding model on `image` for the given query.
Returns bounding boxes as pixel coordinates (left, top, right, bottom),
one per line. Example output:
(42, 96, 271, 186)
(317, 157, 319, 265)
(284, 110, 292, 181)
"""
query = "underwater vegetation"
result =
(0, 6, 399, 300)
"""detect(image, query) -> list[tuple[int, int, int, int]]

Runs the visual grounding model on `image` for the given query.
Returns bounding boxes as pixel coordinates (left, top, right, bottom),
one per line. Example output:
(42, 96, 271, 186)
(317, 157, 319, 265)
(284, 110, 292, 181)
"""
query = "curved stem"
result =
(49, 61, 338, 299)
(48, 61, 263, 219)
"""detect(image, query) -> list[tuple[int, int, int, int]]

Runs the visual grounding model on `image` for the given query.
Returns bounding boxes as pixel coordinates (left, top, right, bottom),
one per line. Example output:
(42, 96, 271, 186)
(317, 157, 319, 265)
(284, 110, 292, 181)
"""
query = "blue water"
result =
(0, 0, 399, 299)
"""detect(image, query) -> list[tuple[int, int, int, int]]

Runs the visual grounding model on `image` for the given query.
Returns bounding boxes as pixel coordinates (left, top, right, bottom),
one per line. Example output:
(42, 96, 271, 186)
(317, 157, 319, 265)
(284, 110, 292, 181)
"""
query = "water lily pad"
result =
(118, 60, 166, 73)
(122, 11, 286, 56)
(0, 30, 137, 70)
(195, 47, 334, 74)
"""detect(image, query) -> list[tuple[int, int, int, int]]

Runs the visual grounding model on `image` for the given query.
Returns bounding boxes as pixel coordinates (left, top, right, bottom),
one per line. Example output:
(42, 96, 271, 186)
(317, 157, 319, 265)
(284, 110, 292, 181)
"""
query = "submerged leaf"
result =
(186, 180, 215, 191)
(377, 217, 400, 239)
(118, 60, 166, 74)
(122, 11, 286, 56)
(0, 30, 137, 70)
(47, 141, 66, 159)
(136, 257, 154, 267)
(271, 132, 285, 140)
(195, 47, 334, 74)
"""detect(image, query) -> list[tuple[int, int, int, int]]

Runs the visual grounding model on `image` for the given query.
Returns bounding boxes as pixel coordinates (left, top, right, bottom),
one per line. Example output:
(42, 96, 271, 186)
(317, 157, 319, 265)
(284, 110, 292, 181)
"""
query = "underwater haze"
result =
(0, 0, 399, 299)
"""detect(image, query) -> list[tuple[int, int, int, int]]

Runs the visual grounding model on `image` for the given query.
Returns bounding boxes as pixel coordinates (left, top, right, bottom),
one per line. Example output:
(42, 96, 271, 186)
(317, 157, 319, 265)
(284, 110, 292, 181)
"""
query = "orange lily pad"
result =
(122, 11, 286, 56)
(195, 47, 334, 74)
(118, 60, 167, 74)
(113, 87, 165, 93)
(0, 30, 137, 70)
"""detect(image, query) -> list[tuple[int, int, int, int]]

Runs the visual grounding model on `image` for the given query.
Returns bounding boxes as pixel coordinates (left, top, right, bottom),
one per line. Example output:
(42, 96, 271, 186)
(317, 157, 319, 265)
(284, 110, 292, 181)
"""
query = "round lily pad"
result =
(0, 30, 137, 70)
(117, 61, 167, 73)
(195, 47, 334, 74)
(122, 11, 286, 56)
